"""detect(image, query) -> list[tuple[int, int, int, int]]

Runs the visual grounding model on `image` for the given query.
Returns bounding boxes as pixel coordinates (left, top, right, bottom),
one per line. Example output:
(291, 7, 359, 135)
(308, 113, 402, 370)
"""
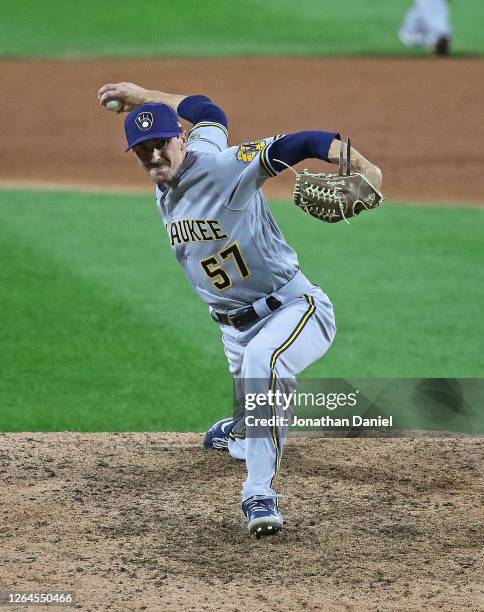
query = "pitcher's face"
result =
(133, 135, 186, 184)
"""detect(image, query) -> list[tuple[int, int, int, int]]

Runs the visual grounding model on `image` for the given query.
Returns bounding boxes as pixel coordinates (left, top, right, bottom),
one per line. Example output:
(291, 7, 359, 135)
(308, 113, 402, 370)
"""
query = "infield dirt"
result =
(1, 57, 484, 203)
(1, 433, 482, 611)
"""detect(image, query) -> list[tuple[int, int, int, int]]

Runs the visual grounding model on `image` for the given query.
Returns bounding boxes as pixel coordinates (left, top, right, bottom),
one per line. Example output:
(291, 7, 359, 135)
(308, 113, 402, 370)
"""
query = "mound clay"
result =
(1, 433, 482, 610)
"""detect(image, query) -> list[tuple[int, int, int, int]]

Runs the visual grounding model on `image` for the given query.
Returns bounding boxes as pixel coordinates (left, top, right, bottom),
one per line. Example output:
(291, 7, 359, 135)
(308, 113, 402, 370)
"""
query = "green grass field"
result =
(1, 188, 483, 432)
(1, 0, 483, 58)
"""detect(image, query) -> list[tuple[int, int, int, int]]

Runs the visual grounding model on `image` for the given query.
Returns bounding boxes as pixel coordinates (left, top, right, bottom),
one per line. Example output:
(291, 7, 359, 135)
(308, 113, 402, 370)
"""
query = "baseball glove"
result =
(278, 139, 384, 224)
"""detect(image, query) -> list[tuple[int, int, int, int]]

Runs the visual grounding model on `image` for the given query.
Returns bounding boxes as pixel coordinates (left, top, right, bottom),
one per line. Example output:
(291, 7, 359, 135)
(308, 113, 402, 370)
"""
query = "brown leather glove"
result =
(292, 139, 384, 224)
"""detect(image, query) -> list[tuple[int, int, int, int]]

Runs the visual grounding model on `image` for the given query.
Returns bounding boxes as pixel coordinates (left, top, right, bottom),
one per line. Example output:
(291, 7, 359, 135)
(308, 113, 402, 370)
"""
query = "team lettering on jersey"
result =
(166, 218, 228, 247)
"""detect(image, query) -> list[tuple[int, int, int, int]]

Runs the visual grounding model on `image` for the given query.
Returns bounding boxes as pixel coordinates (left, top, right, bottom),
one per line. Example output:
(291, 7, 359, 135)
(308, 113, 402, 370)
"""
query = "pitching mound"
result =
(1, 433, 482, 611)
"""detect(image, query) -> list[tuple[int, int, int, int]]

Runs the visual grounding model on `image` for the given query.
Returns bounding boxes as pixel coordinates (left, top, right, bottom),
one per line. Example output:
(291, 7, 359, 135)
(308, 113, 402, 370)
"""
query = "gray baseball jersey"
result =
(154, 119, 336, 504)
(155, 124, 300, 311)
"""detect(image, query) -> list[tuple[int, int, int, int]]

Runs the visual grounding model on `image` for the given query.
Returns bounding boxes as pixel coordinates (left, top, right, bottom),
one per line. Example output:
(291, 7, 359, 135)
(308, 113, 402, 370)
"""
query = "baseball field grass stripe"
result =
(1, 188, 484, 432)
(1, 0, 483, 57)
(268, 294, 316, 471)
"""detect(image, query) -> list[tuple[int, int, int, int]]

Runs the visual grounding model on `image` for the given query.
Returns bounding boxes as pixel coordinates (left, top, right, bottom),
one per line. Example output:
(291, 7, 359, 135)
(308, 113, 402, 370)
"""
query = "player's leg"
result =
(239, 287, 336, 501)
(417, 0, 451, 52)
(203, 330, 245, 453)
(399, 4, 426, 48)
(400, 0, 451, 49)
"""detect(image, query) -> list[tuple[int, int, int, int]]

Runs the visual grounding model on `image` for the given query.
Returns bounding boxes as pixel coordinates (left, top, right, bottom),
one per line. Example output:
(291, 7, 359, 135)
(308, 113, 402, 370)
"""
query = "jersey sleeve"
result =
(187, 122, 229, 153)
(210, 135, 284, 210)
(263, 130, 340, 173)
(177, 95, 229, 152)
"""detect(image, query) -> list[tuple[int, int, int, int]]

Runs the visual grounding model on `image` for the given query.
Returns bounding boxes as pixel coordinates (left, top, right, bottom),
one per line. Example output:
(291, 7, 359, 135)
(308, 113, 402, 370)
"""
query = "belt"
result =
(211, 296, 282, 329)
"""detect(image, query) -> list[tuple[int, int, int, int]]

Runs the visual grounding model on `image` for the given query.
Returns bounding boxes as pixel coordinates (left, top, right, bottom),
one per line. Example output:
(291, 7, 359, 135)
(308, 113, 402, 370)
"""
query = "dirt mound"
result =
(1, 58, 484, 203)
(1, 433, 482, 610)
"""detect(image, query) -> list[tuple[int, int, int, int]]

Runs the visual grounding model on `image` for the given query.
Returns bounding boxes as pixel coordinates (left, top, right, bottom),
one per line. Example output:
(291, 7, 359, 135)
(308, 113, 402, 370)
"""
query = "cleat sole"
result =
(249, 516, 283, 538)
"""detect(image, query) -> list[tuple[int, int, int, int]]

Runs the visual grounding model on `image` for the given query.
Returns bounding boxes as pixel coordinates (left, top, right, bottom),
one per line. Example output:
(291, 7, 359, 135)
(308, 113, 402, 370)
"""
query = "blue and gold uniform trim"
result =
(260, 134, 284, 177)
(188, 121, 229, 139)
(269, 294, 316, 475)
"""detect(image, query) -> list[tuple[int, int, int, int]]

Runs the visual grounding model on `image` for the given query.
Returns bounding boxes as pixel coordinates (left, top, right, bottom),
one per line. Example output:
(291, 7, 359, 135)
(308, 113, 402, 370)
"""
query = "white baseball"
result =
(105, 99, 123, 112)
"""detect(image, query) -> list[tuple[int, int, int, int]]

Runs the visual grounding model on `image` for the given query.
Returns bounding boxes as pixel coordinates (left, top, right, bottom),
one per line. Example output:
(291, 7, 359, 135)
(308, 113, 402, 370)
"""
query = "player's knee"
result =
(241, 344, 272, 380)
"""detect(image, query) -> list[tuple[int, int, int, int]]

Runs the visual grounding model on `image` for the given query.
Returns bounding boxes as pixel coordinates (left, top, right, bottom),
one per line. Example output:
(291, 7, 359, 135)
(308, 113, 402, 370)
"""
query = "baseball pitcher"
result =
(98, 82, 383, 538)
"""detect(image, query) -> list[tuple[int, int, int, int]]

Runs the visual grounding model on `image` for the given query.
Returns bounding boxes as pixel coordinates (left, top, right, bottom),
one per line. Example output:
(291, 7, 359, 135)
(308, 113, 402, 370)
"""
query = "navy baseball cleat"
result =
(203, 416, 237, 450)
(242, 496, 283, 539)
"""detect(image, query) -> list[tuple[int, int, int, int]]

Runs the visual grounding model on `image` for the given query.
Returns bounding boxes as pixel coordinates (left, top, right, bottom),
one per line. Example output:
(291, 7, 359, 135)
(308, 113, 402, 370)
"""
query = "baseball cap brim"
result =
(125, 130, 182, 152)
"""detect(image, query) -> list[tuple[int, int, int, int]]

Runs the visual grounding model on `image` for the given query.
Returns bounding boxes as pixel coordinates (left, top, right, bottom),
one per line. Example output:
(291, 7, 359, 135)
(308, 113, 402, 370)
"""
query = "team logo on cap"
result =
(135, 112, 153, 131)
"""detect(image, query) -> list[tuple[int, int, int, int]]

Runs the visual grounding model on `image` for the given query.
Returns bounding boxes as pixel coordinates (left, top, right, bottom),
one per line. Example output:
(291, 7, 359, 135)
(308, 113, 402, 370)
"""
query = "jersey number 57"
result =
(200, 242, 251, 290)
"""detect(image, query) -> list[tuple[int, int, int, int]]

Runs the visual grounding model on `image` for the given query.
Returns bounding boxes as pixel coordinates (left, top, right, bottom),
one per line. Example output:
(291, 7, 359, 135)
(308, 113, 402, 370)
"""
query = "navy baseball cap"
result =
(124, 103, 182, 152)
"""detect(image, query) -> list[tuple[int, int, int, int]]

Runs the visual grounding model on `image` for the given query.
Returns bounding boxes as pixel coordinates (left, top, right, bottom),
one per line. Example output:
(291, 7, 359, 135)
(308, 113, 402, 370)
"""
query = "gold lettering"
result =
(179, 220, 190, 243)
(207, 219, 228, 240)
(186, 220, 202, 242)
(196, 220, 213, 241)
(168, 219, 227, 244)
(170, 223, 182, 246)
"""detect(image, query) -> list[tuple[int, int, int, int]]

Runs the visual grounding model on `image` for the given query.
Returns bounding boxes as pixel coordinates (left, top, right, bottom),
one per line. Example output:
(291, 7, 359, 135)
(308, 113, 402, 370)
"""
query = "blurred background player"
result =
(399, 0, 452, 56)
